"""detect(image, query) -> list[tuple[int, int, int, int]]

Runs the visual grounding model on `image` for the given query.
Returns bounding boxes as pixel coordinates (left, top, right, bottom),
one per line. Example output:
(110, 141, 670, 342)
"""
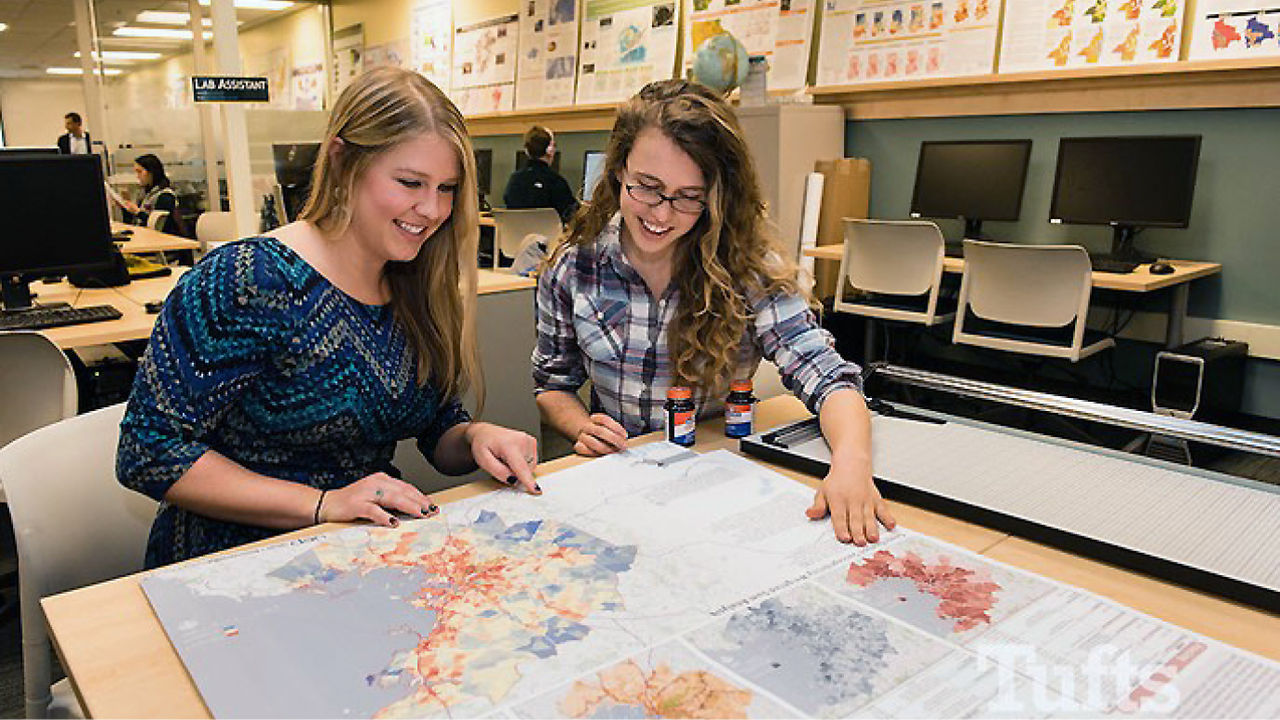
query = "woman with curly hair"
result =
(532, 79, 894, 546)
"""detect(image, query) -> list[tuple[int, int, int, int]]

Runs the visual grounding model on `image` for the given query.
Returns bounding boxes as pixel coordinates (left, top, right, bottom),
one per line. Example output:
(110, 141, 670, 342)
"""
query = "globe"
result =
(691, 31, 750, 96)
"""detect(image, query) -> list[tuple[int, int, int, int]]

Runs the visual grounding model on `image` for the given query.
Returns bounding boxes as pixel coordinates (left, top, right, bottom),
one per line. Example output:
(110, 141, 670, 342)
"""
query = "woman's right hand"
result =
(574, 413, 629, 457)
(318, 472, 438, 528)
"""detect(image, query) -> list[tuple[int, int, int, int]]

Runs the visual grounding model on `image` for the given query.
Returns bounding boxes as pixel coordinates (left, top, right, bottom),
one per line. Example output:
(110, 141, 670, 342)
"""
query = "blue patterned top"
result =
(118, 237, 471, 568)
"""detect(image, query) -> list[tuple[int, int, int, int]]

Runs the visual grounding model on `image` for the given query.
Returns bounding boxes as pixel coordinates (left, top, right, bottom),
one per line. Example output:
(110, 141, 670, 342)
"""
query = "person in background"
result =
(116, 154, 184, 236)
(117, 66, 539, 568)
(503, 125, 578, 224)
(532, 80, 894, 547)
(56, 112, 92, 155)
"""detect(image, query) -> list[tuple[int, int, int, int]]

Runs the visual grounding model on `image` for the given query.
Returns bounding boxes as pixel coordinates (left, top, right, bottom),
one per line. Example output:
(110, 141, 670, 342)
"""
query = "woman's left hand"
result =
(806, 455, 895, 545)
(467, 422, 541, 495)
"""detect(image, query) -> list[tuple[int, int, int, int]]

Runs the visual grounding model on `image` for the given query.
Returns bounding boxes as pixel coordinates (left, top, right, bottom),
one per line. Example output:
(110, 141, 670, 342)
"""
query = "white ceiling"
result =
(0, 0, 322, 79)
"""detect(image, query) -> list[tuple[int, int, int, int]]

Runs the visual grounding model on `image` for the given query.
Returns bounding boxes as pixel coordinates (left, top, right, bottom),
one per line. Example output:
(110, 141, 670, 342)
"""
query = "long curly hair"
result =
(557, 80, 801, 395)
(299, 66, 482, 407)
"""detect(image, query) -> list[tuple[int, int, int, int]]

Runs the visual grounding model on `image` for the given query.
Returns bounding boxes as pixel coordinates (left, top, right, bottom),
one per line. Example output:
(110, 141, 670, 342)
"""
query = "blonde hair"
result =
(558, 80, 800, 395)
(300, 66, 482, 407)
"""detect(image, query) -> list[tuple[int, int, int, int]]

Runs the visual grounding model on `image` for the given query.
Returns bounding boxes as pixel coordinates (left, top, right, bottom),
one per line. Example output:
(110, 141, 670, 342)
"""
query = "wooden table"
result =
(42, 395, 1280, 718)
(805, 244, 1222, 347)
(34, 269, 531, 351)
(111, 222, 200, 255)
(479, 213, 495, 228)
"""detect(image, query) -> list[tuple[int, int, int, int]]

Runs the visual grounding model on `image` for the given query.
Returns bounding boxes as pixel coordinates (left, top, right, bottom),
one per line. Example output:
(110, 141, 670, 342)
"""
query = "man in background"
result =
(57, 112, 92, 154)
(503, 125, 577, 223)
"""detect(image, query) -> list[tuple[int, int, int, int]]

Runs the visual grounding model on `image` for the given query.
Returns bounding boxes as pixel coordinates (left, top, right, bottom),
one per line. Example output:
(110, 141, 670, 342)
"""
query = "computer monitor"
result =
(909, 139, 1032, 240)
(514, 149, 561, 172)
(582, 150, 606, 201)
(473, 148, 493, 198)
(0, 147, 60, 156)
(272, 142, 321, 222)
(1049, 135, 1201, 262)
(0, 155, 115, 311)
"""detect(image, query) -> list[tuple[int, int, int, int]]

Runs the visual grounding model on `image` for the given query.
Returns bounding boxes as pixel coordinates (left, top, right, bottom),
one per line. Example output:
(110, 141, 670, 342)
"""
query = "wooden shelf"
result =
(808, 57, 1280, 119)
(464, 102, 620, 136)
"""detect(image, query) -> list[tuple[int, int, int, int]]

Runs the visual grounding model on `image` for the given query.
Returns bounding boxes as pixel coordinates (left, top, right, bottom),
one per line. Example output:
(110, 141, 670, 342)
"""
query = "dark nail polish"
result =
(506, 476, 518, 485)
(389, 517, 399, 527)
(428, 504, 439, 513)
(533, 483, 543, 493)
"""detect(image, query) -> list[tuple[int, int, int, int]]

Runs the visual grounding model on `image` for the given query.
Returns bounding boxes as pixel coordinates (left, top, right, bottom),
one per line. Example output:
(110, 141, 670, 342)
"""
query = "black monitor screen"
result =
(0, 155, 113, 275)
(272, 142, 321, 188)
(1050, 135, 1200, 228)
(910, 140, 1032, 222)
(515, 150, 561, 172)
(474, 148, 493, 196)
(0, 147, 60, 156)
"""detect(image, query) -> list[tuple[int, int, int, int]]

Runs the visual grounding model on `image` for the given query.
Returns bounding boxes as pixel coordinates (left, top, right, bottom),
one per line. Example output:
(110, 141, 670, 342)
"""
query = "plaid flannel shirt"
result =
(532, 215, 863, 437)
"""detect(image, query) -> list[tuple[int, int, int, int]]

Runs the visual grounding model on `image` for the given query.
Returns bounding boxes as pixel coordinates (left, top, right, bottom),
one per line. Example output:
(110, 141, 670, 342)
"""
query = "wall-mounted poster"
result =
(452, 13, 519, 113)
(576, 0, 679, 104)
(817, 0, 1000, 85)
(411, 0, 453, 90)
(517, 0, 582, 109)
(332, 24, 364, 95)
(999, 0, 1183, 72)
(365, 39, 409, 70)
(1188, 0, 1280, 59)
(685, 0, 816, 91)
(292, 63, 325, 110)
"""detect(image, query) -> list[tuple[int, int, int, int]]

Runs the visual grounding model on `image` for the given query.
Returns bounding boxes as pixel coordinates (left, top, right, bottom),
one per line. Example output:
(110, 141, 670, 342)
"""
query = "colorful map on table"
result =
(143, 446, 1280, 718)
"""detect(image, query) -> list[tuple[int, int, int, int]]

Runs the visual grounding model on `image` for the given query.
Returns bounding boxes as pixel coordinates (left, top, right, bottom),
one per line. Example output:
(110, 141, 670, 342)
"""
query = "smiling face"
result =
(616, 127, 707, 264)
(346, 132, 460, 266)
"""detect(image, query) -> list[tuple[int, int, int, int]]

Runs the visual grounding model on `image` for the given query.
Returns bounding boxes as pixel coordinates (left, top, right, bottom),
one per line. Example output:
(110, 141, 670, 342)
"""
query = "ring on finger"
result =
(374, 488, 384, 500)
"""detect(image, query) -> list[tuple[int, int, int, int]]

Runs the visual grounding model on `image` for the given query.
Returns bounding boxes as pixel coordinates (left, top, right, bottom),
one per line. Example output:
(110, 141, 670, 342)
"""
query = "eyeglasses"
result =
(624, 182, 707, 215)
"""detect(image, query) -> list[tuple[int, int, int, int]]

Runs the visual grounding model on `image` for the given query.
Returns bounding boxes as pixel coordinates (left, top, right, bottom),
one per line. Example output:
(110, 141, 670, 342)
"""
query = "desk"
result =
(804, 244, 1222, 347)
(479, 213, 495, 228)
(42, 395, 1280, 718)
(34, 269, 531, 352)
(111, 221, 200, 255)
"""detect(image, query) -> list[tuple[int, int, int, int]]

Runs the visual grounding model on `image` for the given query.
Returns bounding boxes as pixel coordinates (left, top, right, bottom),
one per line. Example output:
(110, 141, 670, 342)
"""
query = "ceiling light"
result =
(48, 67, 123, 76)
(137, 11, 213, 26)
(113, 26, 213, 40)
(198, 0, 294, 9)
(75, 50, 164, 61)
(0, 23, 8, 33)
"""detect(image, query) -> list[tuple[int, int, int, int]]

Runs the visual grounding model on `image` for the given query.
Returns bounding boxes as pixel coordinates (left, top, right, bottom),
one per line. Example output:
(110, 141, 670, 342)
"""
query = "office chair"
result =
(145, 210, 169, 232)
(491, 208, 561, 272)
(0, 332, 78, 498)
(953, 240, 1114, 363)
(0, 404, 156, 719)
(834, 219, 956, 363)
(195, 210, 238, 254)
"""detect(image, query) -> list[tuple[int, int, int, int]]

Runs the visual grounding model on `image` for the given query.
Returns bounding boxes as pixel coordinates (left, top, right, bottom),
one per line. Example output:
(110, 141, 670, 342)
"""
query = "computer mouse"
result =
(144, 300, 164, 314)
(1149, 262, 1176, 275)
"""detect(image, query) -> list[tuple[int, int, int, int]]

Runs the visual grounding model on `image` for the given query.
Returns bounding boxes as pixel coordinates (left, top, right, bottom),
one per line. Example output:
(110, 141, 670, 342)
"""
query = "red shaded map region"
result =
(846, 549, 1000, 632)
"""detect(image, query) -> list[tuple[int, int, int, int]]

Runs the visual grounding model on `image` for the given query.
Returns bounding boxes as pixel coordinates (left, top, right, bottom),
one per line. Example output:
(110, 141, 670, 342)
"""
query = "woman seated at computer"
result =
(114, 153, 184, 236)
(117, 67, 539, 568)
(532, 80, 894, 547)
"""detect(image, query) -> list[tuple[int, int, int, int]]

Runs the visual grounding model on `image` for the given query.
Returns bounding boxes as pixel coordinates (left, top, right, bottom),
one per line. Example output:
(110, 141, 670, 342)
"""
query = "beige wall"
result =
(0, 80, 86, 148)
(331, 0, 519, 44)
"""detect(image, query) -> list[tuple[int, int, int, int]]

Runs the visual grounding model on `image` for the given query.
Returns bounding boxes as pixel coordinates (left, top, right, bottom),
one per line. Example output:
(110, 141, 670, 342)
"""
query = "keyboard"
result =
(1089, 257, 1140, 274)
(0, 304, 122, 331)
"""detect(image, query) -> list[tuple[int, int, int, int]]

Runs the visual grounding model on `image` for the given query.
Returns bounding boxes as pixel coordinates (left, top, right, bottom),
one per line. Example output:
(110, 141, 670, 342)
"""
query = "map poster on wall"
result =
(577, 0, 679, 104)
(411, 0, 453, 91)
(1188, 0, 1280, 59)
(999, 0, 1183, 72)
(452, 13, 519, 114)
(685, 0, 817, 91)
(517, 0, 582, 109)
(817, 0, 999, 85)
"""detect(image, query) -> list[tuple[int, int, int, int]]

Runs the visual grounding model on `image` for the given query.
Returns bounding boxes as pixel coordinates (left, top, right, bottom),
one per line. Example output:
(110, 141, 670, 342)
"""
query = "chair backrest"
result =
(492, 208, 562, 269)
(195, 210, 239, 252)
(0, 331, 77, 450)
(960, 240, 1092, 328)
(835, 219, 949, 325)
(0, 403, 156, 718)
(145, 209, 169, 231)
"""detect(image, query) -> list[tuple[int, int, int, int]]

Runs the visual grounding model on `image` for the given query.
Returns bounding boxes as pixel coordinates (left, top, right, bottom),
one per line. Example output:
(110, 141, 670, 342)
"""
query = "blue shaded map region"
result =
(144, 564, 437, 718)
(688, 584, 952, 717)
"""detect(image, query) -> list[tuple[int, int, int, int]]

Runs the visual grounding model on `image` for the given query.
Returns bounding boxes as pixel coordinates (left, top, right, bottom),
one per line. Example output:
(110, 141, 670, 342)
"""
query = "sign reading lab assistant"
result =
(192, 76, 269, 102)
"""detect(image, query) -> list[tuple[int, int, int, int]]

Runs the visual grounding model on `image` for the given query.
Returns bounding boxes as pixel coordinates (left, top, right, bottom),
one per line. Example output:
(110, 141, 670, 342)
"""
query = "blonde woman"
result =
(533, 80, 894, 546)
(119, 67, 538, 568)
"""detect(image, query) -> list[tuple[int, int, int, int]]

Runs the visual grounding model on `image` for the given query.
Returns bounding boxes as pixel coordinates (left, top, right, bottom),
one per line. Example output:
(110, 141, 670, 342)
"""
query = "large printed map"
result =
(143, 445, 1280, 718)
